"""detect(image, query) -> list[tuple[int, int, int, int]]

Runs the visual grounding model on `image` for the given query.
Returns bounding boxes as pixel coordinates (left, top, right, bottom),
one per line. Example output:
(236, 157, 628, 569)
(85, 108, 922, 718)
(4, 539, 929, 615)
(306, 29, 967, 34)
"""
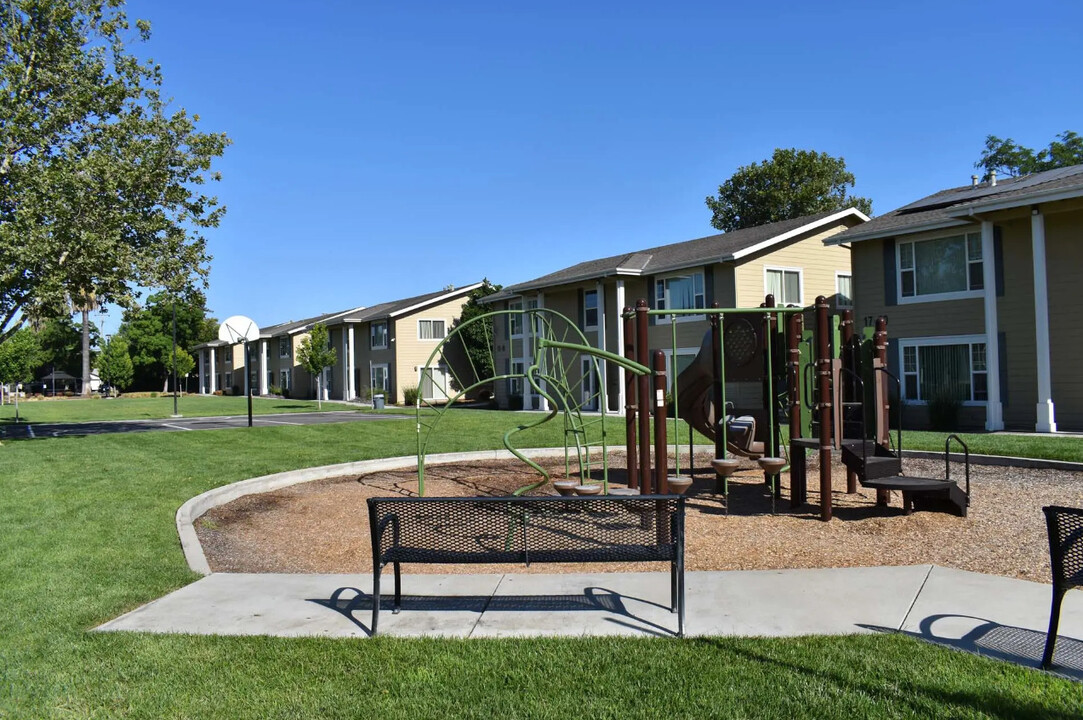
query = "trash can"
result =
(373, 394, 385, 410)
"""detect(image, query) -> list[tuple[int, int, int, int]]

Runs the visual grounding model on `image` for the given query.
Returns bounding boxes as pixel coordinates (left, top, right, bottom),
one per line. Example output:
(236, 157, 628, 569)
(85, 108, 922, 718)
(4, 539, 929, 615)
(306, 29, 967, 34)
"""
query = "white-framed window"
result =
(898, 231, 983, 303)
(835, 272, 853, 310)
(224, 349, 232, 366)
(509, 300, 523, 338)
(661, 348, 699, 393)
(278, 337, 290, 358)
(655, 271, 705, 317)
(418, 319, 446, 340)
(370, 321, 388, 350)
(764, 267, 803, 306)
(899, 335, 987, 405)
(224, 372, 232, 389)
(584, 289, 598, 329)
(280, 368, 291, 391)
(370, 363, 389, 393)
(508, 358, 524, 397)
(580, 357, 599, 411)
(419, 364, 450, 401)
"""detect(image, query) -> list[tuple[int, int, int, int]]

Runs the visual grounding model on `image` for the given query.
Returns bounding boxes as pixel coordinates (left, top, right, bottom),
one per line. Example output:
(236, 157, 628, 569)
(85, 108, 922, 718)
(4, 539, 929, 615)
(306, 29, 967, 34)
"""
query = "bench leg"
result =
(371, 566, 381, 636)
(670, 562, 678, 614)
(676, 559, 686, 638)
(394, 561, 402, 614)
(1042, 588, 1066, 669)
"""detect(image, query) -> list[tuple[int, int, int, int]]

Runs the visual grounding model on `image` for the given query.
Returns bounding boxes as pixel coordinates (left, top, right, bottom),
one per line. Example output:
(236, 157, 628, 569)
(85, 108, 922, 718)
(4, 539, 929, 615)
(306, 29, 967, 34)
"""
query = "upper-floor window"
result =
(656, 272, 705, 313)
(584, 290, 598, 328)
(278, 337, 290, 358)
(418, 319, 446, 340)
(835, 273, 853, 310)
(371, 321, 388, 349)
(765, 267, 802, 306)
(899, 232, 983, 302)
(509, 300, 523, 337)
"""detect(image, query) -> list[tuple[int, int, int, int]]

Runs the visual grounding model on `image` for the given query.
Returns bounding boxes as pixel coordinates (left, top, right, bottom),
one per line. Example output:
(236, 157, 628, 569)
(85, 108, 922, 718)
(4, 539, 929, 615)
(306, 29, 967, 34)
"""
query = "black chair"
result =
(1041, 505, 1083, 669)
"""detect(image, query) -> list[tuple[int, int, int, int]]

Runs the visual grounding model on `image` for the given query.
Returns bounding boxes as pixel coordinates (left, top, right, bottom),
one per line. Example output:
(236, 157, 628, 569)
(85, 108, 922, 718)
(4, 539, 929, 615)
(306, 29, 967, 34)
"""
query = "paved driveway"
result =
(0, 410, 409, 439)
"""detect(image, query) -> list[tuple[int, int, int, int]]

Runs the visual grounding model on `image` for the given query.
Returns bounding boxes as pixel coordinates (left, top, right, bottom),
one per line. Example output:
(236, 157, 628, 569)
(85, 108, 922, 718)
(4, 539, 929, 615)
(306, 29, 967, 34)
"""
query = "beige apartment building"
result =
(827, 164, 1083, 432)
(482, 209, 866, 412)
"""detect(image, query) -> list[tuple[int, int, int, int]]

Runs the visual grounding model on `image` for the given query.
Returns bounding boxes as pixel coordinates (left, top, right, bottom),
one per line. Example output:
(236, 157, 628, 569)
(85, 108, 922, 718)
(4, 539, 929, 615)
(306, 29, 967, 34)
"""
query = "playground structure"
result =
(413, 295, 970, 522)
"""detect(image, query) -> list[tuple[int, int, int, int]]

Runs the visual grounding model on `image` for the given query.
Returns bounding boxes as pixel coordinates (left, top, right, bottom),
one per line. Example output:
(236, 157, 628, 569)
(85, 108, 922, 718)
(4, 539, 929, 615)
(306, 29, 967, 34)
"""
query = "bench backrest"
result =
(1044, 505, 1083, 590)
(368, 495, 684, 566)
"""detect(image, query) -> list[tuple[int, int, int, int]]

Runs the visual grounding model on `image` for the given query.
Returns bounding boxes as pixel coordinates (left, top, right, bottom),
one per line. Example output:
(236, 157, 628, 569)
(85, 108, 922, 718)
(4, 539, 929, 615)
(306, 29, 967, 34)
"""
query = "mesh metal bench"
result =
(1042, 505, 1083, 669)
(367, 495, 685, 636)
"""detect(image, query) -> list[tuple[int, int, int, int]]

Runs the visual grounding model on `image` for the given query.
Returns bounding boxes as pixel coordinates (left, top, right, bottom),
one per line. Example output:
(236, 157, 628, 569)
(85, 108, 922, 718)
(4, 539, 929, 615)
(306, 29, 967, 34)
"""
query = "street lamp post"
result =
(171, 295, 180, 418)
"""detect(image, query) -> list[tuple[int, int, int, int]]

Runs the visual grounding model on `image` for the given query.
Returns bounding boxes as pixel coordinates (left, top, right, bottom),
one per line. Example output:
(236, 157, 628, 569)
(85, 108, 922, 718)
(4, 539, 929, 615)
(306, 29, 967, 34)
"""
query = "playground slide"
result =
(675, 332, 764, 458)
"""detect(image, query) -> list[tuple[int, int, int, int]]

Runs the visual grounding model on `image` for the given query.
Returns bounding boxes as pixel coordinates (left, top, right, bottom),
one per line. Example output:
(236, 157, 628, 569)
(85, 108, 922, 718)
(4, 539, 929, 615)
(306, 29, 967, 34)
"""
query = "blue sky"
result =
(103, 0, 1083, 335)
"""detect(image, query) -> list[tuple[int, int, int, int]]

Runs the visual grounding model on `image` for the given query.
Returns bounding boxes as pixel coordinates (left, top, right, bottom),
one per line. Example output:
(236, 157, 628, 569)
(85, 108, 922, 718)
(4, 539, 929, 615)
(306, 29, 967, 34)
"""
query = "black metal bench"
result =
(1042, 505, 1083, 668)
(367, 495, 685, 636)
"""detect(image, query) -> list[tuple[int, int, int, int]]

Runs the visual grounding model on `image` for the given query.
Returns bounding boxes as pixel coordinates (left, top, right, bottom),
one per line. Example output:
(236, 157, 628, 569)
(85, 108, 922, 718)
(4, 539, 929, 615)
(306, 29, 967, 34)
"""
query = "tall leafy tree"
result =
(35, 315, 97, 379)
(97, 335, 133, 393)
(0, 0, 230, 344)
(976, 131, 1083, 179)
(448, 279, 501, 394)
(296, 323, 337, 409)
(116, 291, 216, 390)
(0, 327, 42, 387)
(705, 149, 872, 232)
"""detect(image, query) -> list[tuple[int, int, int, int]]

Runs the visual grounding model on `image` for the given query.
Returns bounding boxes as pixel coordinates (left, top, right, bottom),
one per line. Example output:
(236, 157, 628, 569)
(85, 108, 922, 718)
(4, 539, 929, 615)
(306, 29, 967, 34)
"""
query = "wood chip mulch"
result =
(195, 453, 1083, 583)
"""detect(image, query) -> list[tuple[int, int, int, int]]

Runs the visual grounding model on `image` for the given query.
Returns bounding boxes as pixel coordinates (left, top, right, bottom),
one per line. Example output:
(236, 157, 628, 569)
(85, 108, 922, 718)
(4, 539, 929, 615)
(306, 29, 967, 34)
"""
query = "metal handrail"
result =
(874, 367, 903, 456)
(944, 434, 971, 505)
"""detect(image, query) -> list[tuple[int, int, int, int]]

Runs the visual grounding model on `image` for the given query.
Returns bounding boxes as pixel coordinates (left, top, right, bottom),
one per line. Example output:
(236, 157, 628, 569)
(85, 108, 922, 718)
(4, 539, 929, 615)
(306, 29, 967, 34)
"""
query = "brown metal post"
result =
(816, 296, 833, 521)
(874, 316, 890, 507)
(764, 294, 777, 463)
(635, 299, 652, 494)
(653, 350, 669, 494)
(841, 309, 857, 494)
(710, 305, 724, 461)
(623, 308, 638, 490)
(788, 311, 806, 507)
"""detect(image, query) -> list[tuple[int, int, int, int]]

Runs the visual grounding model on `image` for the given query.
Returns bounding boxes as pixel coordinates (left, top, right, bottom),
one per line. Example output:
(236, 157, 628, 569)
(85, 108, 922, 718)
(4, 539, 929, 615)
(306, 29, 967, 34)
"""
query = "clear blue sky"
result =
(106, 0, 1082, 335)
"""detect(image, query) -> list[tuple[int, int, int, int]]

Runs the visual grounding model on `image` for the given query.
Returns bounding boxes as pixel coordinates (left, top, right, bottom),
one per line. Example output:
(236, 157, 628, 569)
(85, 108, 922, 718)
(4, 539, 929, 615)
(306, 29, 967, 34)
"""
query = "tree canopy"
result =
(97, 335, 133, 391)
(0, 0, 230, 343)
(448, 279, 502, 393)
(296, 323, 337, 408)
(975, 131, 1083, 179)
(705, 149, 872, 232)
(116, 290, 216, 390)
(0, 327, 42, 385)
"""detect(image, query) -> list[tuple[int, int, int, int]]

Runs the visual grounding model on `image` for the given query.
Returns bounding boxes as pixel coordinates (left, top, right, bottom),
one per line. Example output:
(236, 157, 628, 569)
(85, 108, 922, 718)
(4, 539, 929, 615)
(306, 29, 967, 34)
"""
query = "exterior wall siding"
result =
(1045, 209, 1083, 430)
(734, 224, 853, 309)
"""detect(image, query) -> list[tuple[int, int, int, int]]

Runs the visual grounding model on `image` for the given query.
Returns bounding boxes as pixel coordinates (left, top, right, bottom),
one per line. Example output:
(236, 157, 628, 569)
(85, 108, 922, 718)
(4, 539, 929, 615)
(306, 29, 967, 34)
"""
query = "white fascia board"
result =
(729, 208, 871, 258)
(948, 186, 1083, 216)
(822, 218, 972, 246)
(387, 282, 485, 319)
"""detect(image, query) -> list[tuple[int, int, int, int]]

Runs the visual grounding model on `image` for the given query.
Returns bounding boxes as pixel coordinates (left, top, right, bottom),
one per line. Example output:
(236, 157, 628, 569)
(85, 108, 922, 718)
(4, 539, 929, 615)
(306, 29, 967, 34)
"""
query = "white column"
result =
(209, 347, 217, 394)
(341, 332, 349, 400)
(1031, 209, 1057, 432)
(242, 345, 250, 395)
(522, 300, 532, 411)
(596, 280, 607, 411)
(259, 340, 268, 395)
(615, 279, 626, 413)
(536, 294, 549, 411)
(198, 349, 206, 394)
(981, 220, 1003, 431)
(347, 324, 356, 400)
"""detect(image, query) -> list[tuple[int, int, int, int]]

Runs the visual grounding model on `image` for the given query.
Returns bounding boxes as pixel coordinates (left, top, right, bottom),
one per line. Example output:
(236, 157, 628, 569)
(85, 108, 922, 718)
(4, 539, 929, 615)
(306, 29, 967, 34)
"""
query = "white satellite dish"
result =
(219, 315, 260, 344)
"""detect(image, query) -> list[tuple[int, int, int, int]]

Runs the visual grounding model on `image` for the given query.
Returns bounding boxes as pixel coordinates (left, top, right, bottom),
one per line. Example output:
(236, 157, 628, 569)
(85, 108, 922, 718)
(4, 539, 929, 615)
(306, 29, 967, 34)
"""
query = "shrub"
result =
(150, 391, 159, 398)
(927, 390, 962, 432)
(402, 385, 420, 406)
(269, 385, 282, 396)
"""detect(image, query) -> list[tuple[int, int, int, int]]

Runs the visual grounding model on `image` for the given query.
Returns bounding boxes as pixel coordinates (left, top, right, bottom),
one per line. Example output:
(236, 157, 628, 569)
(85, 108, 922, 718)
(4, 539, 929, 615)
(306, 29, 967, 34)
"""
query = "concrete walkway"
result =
(97, 565, 1083, 679)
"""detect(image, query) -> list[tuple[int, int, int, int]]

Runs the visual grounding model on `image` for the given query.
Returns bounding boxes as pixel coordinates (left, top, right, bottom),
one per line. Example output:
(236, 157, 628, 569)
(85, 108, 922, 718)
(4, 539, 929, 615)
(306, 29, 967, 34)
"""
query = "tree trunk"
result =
(81, 307, 91, 396)
(316, 376, 322, 411)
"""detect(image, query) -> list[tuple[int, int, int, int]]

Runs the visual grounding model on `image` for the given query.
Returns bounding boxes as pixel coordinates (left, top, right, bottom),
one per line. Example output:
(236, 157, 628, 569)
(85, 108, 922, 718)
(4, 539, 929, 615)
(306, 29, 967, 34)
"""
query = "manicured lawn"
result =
(903, 430, 1083, 463)
(1, 413, 1079, 718)
(0, 394, 358, 424)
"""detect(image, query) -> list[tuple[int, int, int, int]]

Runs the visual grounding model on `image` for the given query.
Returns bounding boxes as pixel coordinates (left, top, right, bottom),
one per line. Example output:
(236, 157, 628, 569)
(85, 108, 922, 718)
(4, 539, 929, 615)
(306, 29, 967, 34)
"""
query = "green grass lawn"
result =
(0, 412, 1079, 718)
(0, 394, 359, 424)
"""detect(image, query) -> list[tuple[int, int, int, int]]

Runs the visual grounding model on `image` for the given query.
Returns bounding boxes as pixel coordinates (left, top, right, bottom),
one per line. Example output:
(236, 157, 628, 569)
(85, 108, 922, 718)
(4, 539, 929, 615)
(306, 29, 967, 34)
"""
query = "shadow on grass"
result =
(695, 635, 1081, 719)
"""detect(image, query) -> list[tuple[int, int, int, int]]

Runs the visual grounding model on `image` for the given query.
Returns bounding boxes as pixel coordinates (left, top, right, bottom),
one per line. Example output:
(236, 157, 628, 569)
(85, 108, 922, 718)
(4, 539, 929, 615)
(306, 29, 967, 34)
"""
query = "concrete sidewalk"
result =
(97, 565, 1083, 679)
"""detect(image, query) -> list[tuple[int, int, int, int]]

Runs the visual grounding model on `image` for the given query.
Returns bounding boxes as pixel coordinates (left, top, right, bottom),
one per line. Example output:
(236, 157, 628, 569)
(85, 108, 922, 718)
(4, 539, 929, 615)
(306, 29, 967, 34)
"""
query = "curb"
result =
(901, 450, 1083, 472)
(176, 447, 573, 575)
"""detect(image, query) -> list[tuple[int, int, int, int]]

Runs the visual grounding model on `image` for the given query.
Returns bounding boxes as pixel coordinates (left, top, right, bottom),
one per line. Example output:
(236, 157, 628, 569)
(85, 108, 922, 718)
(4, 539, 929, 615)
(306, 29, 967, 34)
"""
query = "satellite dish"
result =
(219, 315, 260, 344)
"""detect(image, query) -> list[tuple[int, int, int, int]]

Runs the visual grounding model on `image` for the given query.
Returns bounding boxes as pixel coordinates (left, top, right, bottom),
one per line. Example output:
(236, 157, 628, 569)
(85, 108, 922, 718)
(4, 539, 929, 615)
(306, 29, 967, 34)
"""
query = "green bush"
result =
(927, 390, 962, 432)
(269, 385, 282, 396)
(402, 385, 420, 406)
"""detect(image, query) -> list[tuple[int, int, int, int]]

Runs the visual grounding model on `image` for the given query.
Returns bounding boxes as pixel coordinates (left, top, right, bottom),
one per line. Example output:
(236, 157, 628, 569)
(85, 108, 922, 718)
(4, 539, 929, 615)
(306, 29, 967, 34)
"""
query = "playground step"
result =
(840, 441, 901, 480)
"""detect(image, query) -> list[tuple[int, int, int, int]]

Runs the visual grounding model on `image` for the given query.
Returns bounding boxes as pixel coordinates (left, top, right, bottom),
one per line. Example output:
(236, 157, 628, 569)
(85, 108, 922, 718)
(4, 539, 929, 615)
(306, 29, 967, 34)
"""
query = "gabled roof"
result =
(827, 164, 1083, 245)
(483, 208, 867, 302)
(341, 282, 484, 323)
(260, 306, 367, 338)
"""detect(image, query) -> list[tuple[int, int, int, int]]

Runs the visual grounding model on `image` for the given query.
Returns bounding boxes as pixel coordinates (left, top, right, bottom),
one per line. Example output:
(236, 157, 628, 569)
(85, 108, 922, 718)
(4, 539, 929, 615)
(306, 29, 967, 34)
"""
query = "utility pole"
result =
(171, 295, 180, 418)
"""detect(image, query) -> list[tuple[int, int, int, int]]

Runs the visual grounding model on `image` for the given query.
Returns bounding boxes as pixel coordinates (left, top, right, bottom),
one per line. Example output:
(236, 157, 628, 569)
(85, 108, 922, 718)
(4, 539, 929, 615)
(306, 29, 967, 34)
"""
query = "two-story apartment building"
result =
(482, 208, 866, 412)
(193, 339, 243, 395)
(827, 164, 1083, 432)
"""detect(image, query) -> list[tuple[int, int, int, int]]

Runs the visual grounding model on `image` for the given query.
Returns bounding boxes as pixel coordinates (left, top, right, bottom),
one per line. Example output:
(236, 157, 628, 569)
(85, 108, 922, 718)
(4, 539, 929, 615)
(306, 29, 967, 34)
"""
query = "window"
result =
(899, 232, 983, 301)
(225, 372, 232, 389)
(280, 368, 291, 391)
(655, 272, 705, 313)
(836, 273, 853, 309)
(418, 319, 446, 340)
(371, 364, 388, 393)
(508, 359, 524, 397)
(580, 358, 599, 410)
(278, 337, 290, 358)
(901, 337, 987, 404)
(662, 350, 698, 393)
(509, 301, 523, 337)
(765, 267, 802, 306)
(370, 321, 388, 349)
(584, 290, 598, 328)
(224, 349, 232, 366)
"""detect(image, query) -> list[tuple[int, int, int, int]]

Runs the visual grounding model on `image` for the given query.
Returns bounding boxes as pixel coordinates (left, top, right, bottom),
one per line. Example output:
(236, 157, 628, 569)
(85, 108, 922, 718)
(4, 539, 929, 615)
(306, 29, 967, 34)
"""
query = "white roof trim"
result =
(387, 282, 484, 319)
(727, 207, 869, 259)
